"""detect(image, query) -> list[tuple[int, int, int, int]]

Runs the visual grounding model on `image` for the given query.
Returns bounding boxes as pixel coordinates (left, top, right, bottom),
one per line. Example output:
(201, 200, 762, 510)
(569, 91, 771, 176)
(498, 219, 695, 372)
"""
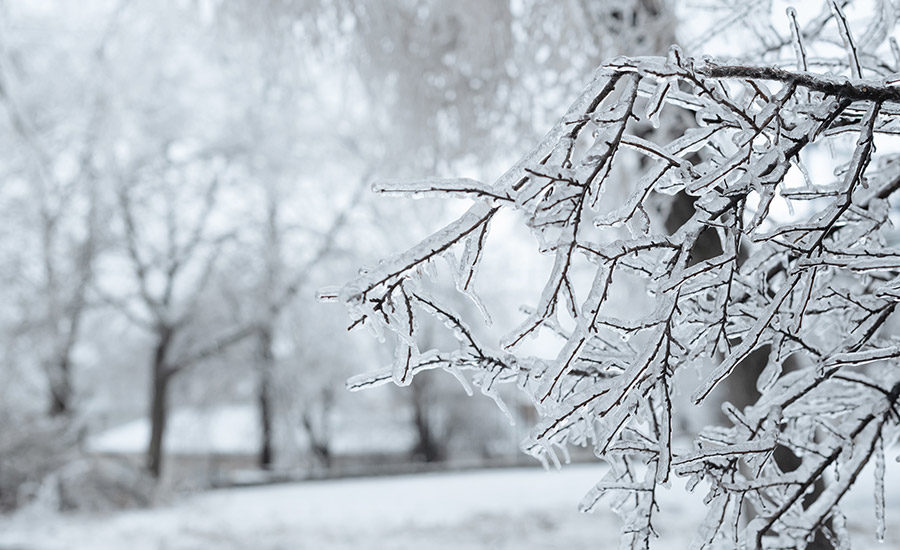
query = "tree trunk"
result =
(301, 390, 334, 470)
(410, 376, 445, 463)
(48, 309, 85, 417)
(301, 410, 332, 470)
(48, 355, 72, 417)
(256, 324, 275, 469)
(146, 325, 173, 479)
(46, 220, 94, 417)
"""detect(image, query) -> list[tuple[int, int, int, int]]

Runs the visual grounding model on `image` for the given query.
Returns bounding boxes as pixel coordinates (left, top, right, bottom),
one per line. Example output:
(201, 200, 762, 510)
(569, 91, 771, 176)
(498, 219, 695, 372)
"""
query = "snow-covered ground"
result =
(0, 463, 897, 549)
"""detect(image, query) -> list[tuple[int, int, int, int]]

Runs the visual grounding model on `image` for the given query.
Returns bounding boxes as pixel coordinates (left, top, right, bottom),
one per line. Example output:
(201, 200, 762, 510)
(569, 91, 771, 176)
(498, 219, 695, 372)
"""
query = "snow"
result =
(1, 461, 898, 549)
(87, 404, 416, 457)
(330, 420, 416, 456)
(88, 405, 260, 456)
(0, 465, 675, 549)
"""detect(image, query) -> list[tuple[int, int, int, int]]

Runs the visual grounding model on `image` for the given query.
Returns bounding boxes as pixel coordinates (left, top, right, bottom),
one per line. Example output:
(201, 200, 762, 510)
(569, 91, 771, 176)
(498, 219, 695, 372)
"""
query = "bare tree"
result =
(108, 168, 256, 478)
(253, 177, 366, 469)
(0, 9, 116, 416)
(333, 2, 900, 548)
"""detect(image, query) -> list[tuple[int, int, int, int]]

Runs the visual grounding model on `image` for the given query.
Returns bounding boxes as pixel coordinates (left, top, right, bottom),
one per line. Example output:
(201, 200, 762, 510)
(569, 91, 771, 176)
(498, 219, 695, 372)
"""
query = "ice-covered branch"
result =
(333, 10, 900, 547)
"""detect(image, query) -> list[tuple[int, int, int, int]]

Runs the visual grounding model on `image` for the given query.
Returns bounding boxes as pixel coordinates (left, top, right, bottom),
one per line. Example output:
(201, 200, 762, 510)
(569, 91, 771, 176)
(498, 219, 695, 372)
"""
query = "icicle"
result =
(644, 80, 671, 128)
(656, 384, 673, 485)
(444, 364, 474, 397)
(486, 387, 515, 425)
(627, 205, 652, 238)
(455, 221, 493, 325)
(875, 435, 886, 542)
(832, 510, 852, 550)
(365, 316, 386, 343)
(756, 355, 783, 394)
(559, 442, 572, 465)
(538, 437, 562, 470)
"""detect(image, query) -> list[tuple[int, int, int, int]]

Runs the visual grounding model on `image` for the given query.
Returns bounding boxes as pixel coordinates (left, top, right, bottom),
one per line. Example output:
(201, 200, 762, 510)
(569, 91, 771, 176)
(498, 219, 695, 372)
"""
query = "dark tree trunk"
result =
(302, 415, 332, 470)
(410, 376, 445, 463)
(256, 324, 275, 470)
(301, 398, 333, 470)
(147, 325, 173, 479)
(47, 286, 89, 417)
(48, 355, 72, 417)
(310, 440, 331, 469)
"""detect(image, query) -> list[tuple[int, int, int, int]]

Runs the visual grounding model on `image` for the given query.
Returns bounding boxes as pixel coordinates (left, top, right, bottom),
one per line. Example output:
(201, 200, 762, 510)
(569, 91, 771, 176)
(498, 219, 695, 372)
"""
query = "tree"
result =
(332, 1, 900, 548)
(92, 5, 259, 479)
(112, 168, 258, 479)
(250, 176, 365, 469)
(0, 2, 116, 417)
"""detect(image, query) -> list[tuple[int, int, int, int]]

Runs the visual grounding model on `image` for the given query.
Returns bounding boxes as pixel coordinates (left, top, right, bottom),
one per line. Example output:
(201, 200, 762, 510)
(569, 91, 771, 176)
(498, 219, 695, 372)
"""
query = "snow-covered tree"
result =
(90, 4, 265, 478)
(331, 1, 900, 548)
(0, 1, 114, 418)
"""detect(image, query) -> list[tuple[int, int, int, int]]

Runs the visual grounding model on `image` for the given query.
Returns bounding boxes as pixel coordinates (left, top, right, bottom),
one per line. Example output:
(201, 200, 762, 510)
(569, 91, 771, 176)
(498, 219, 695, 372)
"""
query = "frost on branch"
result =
(331, 5, 900, 548)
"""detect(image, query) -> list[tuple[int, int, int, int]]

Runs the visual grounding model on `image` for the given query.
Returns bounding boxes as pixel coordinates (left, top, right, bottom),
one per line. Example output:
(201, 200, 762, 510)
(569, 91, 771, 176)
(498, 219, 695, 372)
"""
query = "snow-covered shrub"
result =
(0, 414, 152, 513)
(55, 457, 154, 512)
(329, 2, 900, 548)
(0, 414, 77, 511)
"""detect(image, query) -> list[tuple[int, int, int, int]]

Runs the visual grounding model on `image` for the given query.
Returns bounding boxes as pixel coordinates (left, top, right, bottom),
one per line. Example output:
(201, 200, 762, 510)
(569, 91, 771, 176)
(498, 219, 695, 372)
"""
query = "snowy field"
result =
(0, 463, 897, 550)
